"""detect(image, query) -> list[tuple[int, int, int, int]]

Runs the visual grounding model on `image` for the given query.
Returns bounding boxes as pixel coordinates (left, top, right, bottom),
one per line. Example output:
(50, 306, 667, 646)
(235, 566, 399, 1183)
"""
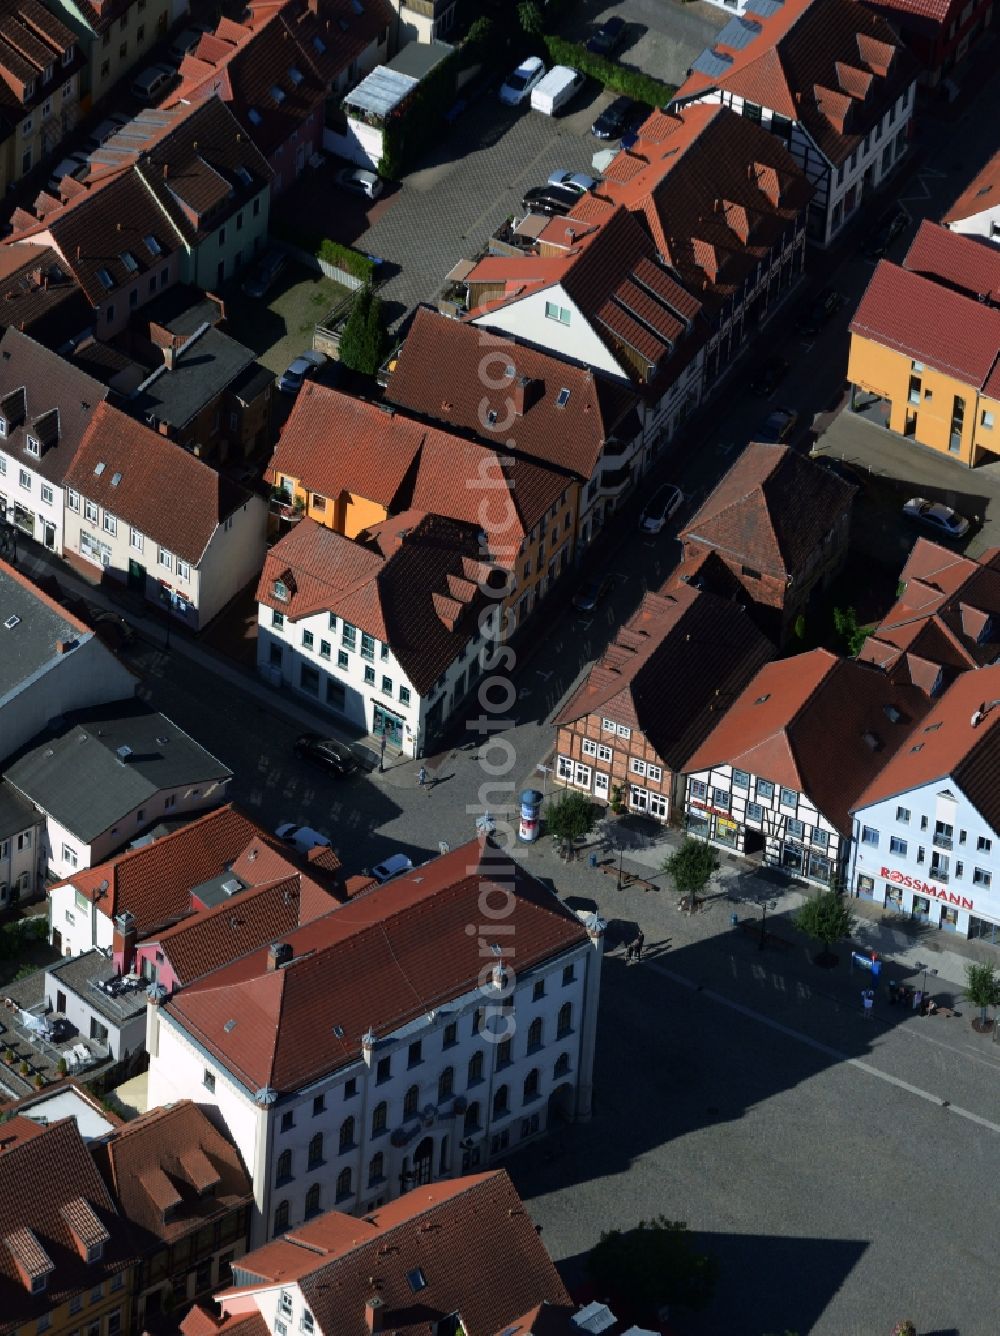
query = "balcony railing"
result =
(599, 465, 630, 496)
(932, 835, 953, 851)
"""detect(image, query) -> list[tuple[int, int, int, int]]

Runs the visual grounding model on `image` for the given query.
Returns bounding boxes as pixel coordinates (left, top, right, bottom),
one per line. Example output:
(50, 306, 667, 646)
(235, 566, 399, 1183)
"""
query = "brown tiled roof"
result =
(0, 245, 91, 347)
(256, 515, 500, 694)
(94, 1101, 252, 1248)
(850, 258, 1000, 390)
(674, 0, 917, 167)
(64, 402, 251, 564)
(865, 0, 957, 25)
(680, 443, 856, 579)
(853, 663, 1000, 827)
(223, 1171, 569, 1336)
(858, 538, 1000, 688)
(246, 0, 395, 93)
(385, 306, 639, 481)
(903, 219, 1000, 305)
(943, 146, 1000, 225)
(72, 0, 140, 35)
(596, 103, 811, 309)
(557, 586, 774, 769)
(49, 804, 293, 933)
(165, 839, 589, 1092)
(182, 1310, 269, 1336)
(0, 0, 80, 133)
(0, 327, 108, 484)
(0, 1119, 137, 1334)
(148, 873, 337, 987)
(685, 650, 930, 834)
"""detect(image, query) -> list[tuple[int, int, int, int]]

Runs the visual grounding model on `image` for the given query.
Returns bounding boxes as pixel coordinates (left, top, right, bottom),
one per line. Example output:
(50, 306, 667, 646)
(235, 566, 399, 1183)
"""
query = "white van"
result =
(530, 65, 584, 117)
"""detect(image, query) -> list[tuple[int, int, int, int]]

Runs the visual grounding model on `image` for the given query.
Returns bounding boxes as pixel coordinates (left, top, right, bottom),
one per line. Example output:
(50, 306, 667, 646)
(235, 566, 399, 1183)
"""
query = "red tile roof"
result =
(64, 402, 252, 564)
(0, 244, 90, 347)
(853, 664, 1000, 827)
(245, 0, 395, 92)
(850, 258, 1000, 390)
(680, 442, 856, 579)
(674, 0, 917, 167)
(385, 306, 639, 481)
(903, 219, 1000, 304)
(0, 1119, 137, 1334)
(164, 839, 589, 1093)
(257, 515, 500, 694)
(685, 650, 930, 833)
(943, 146, 1000, 225)
(94, 1100, 252, 1247)
(557, 586, 774, 769)
(49, 804, 296, 933)
(221, 1172, 570, 1336)
(182, 1310, 269, 1336)
(863, 0, 955, 25)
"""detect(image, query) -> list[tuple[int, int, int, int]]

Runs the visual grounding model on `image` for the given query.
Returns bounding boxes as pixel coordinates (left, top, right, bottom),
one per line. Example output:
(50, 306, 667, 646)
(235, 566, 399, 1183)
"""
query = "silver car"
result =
(902, 497, 969, 539)
(640, 484, 683, 534)
(335, 167, 383, 200)
(278, 349, 326, 395)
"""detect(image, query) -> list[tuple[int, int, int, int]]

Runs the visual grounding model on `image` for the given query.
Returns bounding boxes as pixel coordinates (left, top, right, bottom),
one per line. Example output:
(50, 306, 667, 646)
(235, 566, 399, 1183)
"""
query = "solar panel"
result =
(747, 0, 785, 16)
(691, 48, 734, 78)
(717, 15, 763, 50)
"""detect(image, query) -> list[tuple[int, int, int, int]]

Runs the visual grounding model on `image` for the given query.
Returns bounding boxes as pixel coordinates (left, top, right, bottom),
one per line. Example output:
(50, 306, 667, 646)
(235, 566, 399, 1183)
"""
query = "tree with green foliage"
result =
(964, 961, 1000, 1025)
(545, 791, 593, 855)
(890, 1322, 916, 1336)
(338, 285, 386, 376)
(587, 1216, 718, 1313)
(661, 837, 719, 912)
(795, 891, 852, 965)
(833, 605, 871, 656)
(518, 1, 544, 36)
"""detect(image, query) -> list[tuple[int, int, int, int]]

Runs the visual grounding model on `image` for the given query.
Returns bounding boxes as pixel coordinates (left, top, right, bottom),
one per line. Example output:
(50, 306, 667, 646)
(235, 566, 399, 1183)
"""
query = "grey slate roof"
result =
(6, 700, 232, 842)
(0, 780, 37, 840)
(0, 561, 90, 707)
(127, 324, 256, 431)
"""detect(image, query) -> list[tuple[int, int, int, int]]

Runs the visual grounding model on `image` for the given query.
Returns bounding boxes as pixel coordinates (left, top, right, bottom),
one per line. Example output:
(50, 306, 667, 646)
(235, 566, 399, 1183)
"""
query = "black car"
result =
(242, 248, 287, 299)
(748, 355, 790, 397)
(865, 206, 909, 259)
(796, 287, 844, 335)
(756, 407, 799, 444)
(521, 184, 581, 216)
(591, 95, 647, 140)
(586, 15, 626, 57)
(294, 733, 360, 777)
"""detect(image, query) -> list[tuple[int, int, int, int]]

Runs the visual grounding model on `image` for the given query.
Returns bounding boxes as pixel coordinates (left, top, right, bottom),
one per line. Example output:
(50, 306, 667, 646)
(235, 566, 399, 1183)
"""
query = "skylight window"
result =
(144, 233, 161, 256)
(235, 165, 252, 186)
(312, 35, 326, 53)
(337, 17, 349, 31)
(119, 250, 138, 274)
(96, 268, 114, 291)
(111, 471, 122, 486)
(94, 461, 106, 476)
(288, 66, 303, 86)
(351, 0, 364, 12)
(556, 387, 571, 408)
(248, 107, 262, 125)
(406, 1268, 427, 1294)
(270, 85, 286, 104)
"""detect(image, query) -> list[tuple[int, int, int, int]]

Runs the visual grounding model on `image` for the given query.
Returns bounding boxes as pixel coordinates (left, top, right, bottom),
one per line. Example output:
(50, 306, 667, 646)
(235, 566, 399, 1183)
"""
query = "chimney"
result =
(267, 941, 293, 971)
(365, 1297, 384, 1334)
(54, 638, 74, 654)
(307, 0, 320, 13)
(512, 375, 539, 416)
(163, 162, 169, 179)
(113, 910, 137, 976)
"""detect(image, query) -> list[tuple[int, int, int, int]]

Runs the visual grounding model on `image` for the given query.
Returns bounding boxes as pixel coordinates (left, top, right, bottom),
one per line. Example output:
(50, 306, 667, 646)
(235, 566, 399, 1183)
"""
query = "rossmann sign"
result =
(881, 866, 974, 911)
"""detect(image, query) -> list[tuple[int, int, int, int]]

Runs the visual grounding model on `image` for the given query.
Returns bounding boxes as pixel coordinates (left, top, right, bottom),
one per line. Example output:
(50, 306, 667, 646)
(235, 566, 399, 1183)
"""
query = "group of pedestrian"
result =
(626, 932, 644, 963)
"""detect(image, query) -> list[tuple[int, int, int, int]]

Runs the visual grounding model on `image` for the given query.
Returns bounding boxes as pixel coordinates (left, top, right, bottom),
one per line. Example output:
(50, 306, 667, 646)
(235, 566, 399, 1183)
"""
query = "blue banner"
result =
(852, 952, 874, 971)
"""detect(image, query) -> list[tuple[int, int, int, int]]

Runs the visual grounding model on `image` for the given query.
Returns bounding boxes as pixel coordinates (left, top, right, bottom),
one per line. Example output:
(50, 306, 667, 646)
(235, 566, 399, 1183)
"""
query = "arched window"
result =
(527, 1017, 543, 1052)
(437, 1066, 454, 1103)
(339, 1116, 355, 1154)
(304, 1183, 321, 1218)
(557, 1002, 572, 1038)
(308, 1133, 323, 1169)
(554, 1052, 570, 1079)
(275, 1149, 292, 1184)
(467, 1050, 483, 1086)
(523, 1068, 539, 1105)
(463, 1101, 480, 1136)
(273, 1199, 289, 1234)
(403, 1084, 420, 1119)
(336, 1167, 352, 1201)
(368, 1152, 384, 1187)
(371, 1102, 387, 1137)
(492, 1084, 509, 1119)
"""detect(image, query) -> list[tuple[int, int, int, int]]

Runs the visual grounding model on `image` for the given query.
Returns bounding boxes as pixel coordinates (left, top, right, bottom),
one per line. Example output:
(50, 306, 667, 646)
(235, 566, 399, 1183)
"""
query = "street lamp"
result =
(915, 961, 938, 995)
(743, 892, 778, 950)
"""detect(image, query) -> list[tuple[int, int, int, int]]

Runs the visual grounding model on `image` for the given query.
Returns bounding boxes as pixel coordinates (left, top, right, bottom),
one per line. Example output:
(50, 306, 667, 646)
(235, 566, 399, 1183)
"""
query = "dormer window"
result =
(0, 417, 6, 438)
(235, 165, 251, 187)
(63, 46, 74, 66)
(86, 1242, 104, 1264)
(44, 63, 55, 83)
(31, 1274, 48, 1295)
(23, 81, 35, 103)
(273, 578, 290, 602)
(97, 268, 114, 291)
(25, 435, 40, 457)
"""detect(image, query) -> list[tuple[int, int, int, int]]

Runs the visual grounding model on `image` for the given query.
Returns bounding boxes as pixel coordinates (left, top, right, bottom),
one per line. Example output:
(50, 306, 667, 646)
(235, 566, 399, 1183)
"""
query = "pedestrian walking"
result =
(418, 765, 428, 794)
(625, 942, 634, 963)
(634, 931, 644, 961)
(862, 989, 874, 1020)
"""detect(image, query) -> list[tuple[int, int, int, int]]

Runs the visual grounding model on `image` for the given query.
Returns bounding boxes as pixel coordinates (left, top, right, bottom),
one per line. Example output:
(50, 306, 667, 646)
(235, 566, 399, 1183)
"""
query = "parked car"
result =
(500, 56, 546, 106)
(169, 27, 204, 61)
(274, 823, 333, 854)
(902, 497, 970, 539)
(242, 249, 287, 299)
(294, 733, 360, 777)
(814, 456, 864, 486)
(335, 166, 383, 200)
(865, 206, 909, 259)
(586, 15, 627, 57)
(572, 574, 613, 614)
(796, 287, 844, 335)
(47, 154, 89, 193)
(130, 64, 175, 102)
(521, 184, 581, 216)
(530, 65, 584, 117)
(639, 484, 684, 534)
(547, 170, 597, 194)
(748, 355, 790, 397)
(278, 349, 326, 395)
(591, 95, 648, 140)
(368, 853, 414, 884)
(87, 112, 130, 146)
(757, 407, 799, 443)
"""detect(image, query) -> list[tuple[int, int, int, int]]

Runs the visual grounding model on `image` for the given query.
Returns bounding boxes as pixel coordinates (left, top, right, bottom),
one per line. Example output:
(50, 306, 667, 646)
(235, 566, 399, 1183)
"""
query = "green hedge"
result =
(542, 35, 677, 108)
(270, 220, 375, 281)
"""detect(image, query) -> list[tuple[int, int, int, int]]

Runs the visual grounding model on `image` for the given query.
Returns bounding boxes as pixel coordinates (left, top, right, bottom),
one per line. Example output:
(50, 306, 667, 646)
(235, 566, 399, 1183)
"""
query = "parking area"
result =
(220, 262, 352, 379)
(561, 0, 729, 87)
(281, 82, 628, 324)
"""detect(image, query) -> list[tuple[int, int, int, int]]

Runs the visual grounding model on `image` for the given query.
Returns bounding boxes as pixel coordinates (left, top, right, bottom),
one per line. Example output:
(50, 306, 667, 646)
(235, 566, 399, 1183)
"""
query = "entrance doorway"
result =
(373, 703, 403, 748)
(128, 559, 146, 592)
(43, 522, 55, 550)
(413, 1136, 434, 1186)
(547, 1083, 573, 1128)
